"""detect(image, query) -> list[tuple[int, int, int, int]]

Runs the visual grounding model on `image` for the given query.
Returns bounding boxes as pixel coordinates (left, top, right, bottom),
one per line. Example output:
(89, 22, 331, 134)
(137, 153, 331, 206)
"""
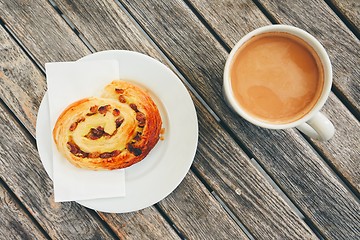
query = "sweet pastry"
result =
(53, 81, 162, 170)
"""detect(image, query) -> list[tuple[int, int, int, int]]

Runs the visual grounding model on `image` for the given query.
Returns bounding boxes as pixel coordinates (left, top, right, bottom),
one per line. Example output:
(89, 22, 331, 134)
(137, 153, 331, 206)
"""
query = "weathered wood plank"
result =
(257, 0, 360, 115)
(0, 104, 116, 239)
(194, 99, 317, 239)
(49, 0, 161, 58)
(0, 0, 248, 238)
(188, 0, 360, 198)
(330, 0, 360, 32)
(186, 0, 269, 48)
(0, 182, 47, 240)
(49, 0, 318, 238)
(0, 5, 181, 240)
(158, 171, 249, 240)
(315, 93, 360, 191)
(0, 0, 89, 63)
(0, 26, 45, 136)
(98, 207, 180, 240)
(117, 0, 360, 239)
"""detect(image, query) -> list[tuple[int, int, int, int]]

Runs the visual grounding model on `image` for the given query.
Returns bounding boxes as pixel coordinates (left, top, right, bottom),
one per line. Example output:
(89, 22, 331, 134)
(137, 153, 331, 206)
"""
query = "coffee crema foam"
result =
(230, 32, 324, 124)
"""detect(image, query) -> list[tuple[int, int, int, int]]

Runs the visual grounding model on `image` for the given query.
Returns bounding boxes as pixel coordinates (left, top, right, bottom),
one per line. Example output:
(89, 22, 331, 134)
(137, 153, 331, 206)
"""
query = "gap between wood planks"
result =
(300, 130, 360, 199)
(32, 0, 349, 238)
(182, 0, 232, 52)
(323, 0, 360, 120)
(47, 0, 96, 53)
(0, 108, 51, 240)
(324, 0, 360, 40)
(189, 166, 256, 240)
(0, 19, 45, 75)
(246, 158, 325, 240)
(154, 204, 188, 240)
(0, 180, 51, 240)
(0, 94, 36, 146)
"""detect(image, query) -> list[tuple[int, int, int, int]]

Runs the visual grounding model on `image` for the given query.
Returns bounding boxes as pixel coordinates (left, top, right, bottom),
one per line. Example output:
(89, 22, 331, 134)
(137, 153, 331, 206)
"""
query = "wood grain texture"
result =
(0, 0, 89, 65)
(0, 26, 45, 136)
(192, 97, 317, 239)
(256, 0, 360, 116)
(158, 171, 249, 240)
(0, 104, 116, 239)
(188, 0, 360, 197)
(49, 0, 318, 238)
(0, 182, 47, 240)
(99, 207, 180, 240)
(119, 0, 360, 239)
(330, 0, 360, 32)
(186, 0, 269, 48)
(315, 93, 360, 192)
(0, 2, 181, 239)
(49, 0, 161, 58)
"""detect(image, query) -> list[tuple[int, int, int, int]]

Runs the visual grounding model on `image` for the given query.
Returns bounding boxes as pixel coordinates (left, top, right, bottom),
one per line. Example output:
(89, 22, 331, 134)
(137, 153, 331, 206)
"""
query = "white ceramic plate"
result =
(36, 50, 198, 213)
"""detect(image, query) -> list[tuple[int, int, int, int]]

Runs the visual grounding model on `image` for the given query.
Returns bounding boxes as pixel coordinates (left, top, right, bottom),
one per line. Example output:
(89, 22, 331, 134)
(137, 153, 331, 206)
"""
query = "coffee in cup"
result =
(223, 25, 335, 141)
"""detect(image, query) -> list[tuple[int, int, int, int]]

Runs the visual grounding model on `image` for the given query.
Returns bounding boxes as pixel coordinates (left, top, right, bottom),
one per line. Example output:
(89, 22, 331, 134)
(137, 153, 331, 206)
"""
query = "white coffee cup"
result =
(223, 25, 335, 141)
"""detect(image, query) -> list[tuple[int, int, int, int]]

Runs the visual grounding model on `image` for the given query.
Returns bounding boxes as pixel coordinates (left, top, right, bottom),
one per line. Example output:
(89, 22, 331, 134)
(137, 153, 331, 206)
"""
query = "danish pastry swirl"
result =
(53, 81, 162, 170)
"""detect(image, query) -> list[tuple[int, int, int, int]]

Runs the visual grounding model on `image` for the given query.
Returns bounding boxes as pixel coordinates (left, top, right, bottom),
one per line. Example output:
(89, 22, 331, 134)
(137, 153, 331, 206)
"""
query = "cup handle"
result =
(296, 112, 335, 141)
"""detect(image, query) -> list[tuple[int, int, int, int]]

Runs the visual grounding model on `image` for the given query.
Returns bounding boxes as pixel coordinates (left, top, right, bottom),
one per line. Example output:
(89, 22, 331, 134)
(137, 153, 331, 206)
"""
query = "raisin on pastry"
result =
(53, 81, 162, 170)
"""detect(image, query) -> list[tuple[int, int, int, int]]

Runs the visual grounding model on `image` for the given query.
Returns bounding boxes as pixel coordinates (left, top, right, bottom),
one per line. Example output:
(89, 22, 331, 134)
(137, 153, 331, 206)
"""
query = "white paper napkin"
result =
(45, 60, 125, 202)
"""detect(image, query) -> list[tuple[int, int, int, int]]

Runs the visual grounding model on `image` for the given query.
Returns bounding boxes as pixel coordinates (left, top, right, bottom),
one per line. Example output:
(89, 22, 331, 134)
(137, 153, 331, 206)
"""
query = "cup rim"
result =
(223, 24, 332, 129)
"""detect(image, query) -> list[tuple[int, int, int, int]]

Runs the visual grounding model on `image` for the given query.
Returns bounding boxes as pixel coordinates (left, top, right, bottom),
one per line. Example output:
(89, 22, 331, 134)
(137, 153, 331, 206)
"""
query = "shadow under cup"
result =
(223, 25, 333, 132)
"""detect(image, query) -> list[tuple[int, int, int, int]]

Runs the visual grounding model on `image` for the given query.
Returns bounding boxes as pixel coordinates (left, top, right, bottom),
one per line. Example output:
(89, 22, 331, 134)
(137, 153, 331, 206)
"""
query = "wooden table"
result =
(1, 0, 359, 239)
